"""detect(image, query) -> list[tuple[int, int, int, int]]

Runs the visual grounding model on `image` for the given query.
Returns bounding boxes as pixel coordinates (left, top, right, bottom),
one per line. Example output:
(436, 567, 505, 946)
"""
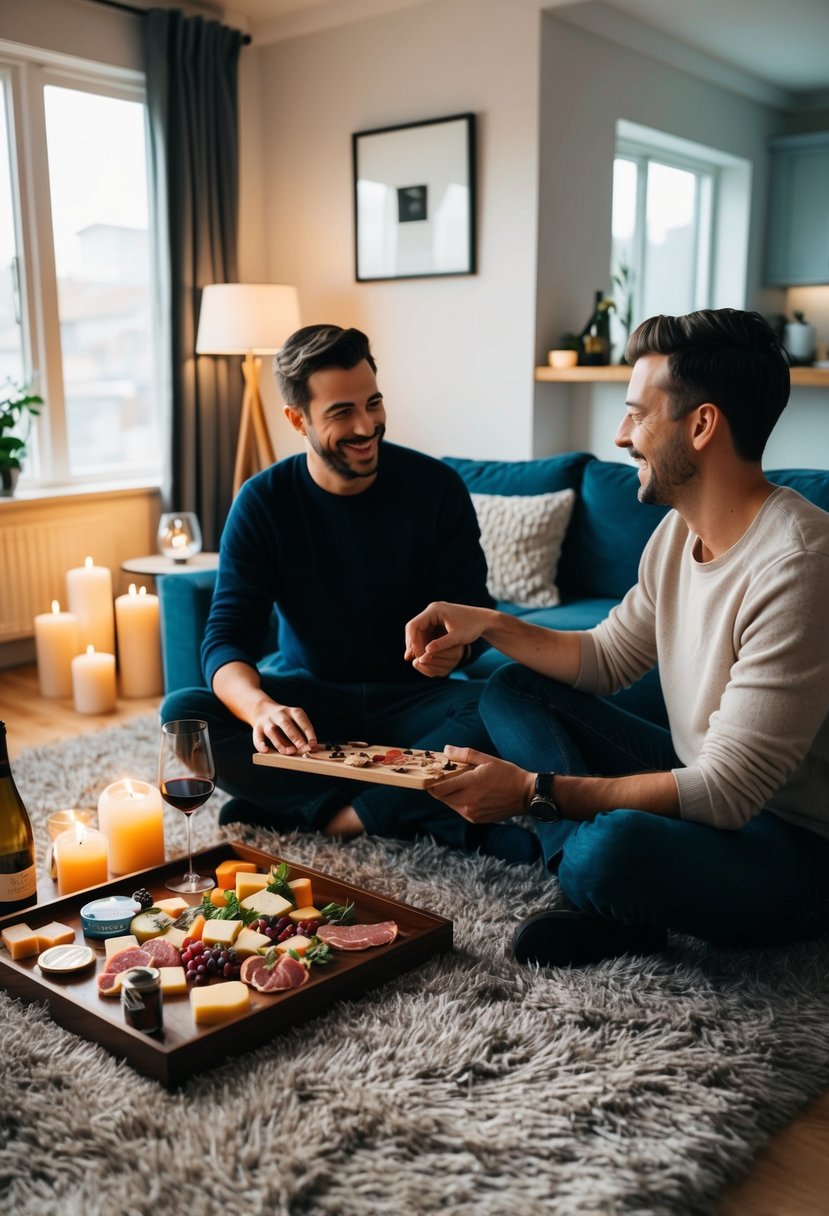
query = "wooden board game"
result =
(253, 742, 472, 789)
(0, 842, 452, 1089)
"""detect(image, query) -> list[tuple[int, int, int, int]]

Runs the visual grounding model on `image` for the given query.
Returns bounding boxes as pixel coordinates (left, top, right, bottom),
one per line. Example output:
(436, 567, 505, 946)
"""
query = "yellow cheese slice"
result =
(104, 933, 139, 958)
(190, 980, 250, 1025)
(35, 921, 76, 951)
(240, 889, 293, 917)
(288, 877, 314, 907)
(235, 872, 271, 901)
(160, 926, 188, 949)
(288, 905, 322, 924)
(275, 934, 311, 957)
(158, 966, 188, 995)
(1, 923, 39, 960)
(154, 897, 191, 918)
(234, 926, 272, 957)
(201, 919, 242, 946)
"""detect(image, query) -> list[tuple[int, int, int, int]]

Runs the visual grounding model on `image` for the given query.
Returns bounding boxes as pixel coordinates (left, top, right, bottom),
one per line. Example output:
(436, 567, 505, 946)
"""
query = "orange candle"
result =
(97, 779, 165, 875)
(54, 823, 109, 895)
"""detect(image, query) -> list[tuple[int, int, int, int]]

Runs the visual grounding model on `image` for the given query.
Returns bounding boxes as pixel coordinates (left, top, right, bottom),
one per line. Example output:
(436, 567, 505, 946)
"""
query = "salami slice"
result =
(102, 946, 152, 975)
(142, 938, 181, 968)
(239, 953, 310, 993)
(316, 921, 398, 950)
(97, 970, 124, 997)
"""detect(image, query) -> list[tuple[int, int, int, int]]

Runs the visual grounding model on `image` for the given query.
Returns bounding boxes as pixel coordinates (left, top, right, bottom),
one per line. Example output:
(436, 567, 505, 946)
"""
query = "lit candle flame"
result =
(129, 583, 137, 596)
(86, 644, 95, 656)
(139, 586, 147, 597)
(51, 600, 61, 614)
(74, 820, 87, 846)
(123, 779, 140, 800)
(84, 556, 94, 569)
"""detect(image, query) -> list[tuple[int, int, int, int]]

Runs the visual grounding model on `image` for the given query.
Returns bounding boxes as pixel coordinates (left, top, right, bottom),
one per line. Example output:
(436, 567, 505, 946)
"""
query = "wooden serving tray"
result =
(253, 743, 471, 789)
(0, 842, 452, 1089)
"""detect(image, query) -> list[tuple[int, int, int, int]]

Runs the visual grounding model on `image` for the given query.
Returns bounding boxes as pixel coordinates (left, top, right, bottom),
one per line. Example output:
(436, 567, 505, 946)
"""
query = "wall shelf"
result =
(535, 366, 829, 388)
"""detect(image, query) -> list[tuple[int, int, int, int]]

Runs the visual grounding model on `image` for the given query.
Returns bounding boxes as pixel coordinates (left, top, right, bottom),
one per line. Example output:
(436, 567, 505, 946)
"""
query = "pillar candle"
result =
(97, 779, 165, 875)
(114, 584, 163, 698)
(66, 556, 115, 653)
(33, 600, 81, 697)
(54, 823, 109, 895)
(71, 645, 117, 715)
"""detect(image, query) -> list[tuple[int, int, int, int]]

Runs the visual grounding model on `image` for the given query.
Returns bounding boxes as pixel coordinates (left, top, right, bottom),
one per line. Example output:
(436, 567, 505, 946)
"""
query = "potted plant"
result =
(0, 382, 43, 496)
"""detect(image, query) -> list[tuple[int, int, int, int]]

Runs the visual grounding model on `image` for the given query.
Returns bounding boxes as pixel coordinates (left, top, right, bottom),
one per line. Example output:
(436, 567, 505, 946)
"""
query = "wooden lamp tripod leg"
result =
(233, 352, 276, 496)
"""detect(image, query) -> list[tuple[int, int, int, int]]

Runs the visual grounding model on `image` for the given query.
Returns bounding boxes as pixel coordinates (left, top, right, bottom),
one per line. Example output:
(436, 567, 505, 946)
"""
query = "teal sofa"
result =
(157, 452, 829, 728)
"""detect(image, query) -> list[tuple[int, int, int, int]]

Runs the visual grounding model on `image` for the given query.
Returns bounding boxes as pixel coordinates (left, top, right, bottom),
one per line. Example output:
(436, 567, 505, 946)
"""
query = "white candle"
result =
(114, 584, 163, 698)
(33, 600, 82, 697)
(54, 822, 109, 895)
(71, 645, 116, 715)
(98, 779, 165, 874)
(66, 556, 115, 653)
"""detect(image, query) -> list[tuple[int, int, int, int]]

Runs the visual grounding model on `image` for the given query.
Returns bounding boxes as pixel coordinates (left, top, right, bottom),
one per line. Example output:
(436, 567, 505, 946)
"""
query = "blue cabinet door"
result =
(765, 132, 829, 287)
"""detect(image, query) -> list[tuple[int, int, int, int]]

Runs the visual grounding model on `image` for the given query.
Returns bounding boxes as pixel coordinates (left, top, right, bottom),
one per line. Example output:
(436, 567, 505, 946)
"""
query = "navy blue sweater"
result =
(202, 443, 493, 687)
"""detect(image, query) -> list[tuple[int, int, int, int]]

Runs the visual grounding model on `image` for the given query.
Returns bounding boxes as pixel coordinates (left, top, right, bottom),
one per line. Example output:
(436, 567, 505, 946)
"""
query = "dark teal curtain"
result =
(144, 9, 243, 549)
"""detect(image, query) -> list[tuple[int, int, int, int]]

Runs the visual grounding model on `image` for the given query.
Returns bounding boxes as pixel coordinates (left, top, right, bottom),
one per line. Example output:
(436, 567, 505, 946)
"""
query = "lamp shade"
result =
(195, 283, 301, 355)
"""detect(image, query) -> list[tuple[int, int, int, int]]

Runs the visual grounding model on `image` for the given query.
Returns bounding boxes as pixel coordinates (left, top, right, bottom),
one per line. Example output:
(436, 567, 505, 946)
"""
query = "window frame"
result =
(0, 45, 162, 491)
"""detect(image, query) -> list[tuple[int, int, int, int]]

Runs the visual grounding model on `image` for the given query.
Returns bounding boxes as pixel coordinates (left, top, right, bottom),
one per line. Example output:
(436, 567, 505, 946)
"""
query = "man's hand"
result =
(427, 745, 535, 823)
(251, 701, 318, 755)
(404, 601, 494, 676)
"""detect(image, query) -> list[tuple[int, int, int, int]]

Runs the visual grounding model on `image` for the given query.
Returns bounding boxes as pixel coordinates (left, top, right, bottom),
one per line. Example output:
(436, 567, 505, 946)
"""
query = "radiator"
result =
(0, 502, 155, 643)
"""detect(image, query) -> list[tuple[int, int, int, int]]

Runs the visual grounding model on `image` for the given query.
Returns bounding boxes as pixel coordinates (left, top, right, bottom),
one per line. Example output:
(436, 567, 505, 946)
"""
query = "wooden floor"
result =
(2, 662, 829, 1213)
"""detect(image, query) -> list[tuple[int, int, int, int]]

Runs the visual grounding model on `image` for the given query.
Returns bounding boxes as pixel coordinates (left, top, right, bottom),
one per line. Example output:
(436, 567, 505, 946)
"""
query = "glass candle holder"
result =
(157, 512, 203, 563)
(46, 808, 96, 881)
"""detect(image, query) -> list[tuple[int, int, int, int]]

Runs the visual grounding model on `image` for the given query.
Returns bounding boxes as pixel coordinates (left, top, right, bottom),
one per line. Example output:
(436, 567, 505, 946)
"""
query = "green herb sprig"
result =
(266, 861, 294, 903)
(198, 891, 258, 926)
(319, 899, 355, 924)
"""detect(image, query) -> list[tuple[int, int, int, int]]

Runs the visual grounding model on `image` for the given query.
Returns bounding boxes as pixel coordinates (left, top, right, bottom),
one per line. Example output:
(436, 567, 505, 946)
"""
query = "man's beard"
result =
(634, 431, 696, 506)
(307, 423, 386, 480)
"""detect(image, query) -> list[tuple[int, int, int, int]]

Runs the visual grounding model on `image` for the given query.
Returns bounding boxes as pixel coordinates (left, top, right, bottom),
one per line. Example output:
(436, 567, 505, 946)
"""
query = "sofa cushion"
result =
(560, 460, 669, 600)
(470, 488, 576, 607)
(443, 450, 593, 497)
(766, 468, 829, 512)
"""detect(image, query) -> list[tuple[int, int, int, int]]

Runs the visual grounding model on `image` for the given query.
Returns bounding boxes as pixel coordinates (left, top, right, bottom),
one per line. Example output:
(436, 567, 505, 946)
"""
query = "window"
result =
(610, 120, 751, 357)
(0, 51, 162, 488)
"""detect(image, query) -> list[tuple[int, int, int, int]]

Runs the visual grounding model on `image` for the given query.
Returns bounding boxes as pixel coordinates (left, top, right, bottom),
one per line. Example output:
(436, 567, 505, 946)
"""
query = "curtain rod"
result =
(87, 0, 252, 45)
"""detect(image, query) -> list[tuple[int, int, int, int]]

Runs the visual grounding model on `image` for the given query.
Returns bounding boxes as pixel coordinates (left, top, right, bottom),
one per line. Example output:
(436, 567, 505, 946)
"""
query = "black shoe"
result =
(513, 909, 667, 968)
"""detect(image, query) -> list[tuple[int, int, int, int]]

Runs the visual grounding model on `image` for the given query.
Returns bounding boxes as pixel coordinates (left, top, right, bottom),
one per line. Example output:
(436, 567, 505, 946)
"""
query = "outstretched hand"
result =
(404, 601, 489, 678)
(427, 745, 534, 823)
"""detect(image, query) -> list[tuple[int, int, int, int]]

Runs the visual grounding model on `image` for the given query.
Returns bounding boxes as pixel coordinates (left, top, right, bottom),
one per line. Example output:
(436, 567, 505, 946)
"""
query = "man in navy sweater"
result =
(161, 324, 537, 860)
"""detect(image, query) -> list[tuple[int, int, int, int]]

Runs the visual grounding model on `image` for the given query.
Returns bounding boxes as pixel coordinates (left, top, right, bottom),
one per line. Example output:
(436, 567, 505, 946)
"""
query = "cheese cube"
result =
(235, 871, 271, 901)
(201, 919, 242, 946)
(240, 889, 293, 918)
(104, 933, 139, 959)
(215, 859, 257, 888)
(289, 905, 322, 924)
(288, 877, 314, 907)
(35, 921, 75, 951)
(275, 934, 312, 957)
(1, 923, 39, 960)
(234, 926, 272, 957)
(159, 926, 188, 949)
(154, 897, 191, 918)
(190, 980, 250, 1025)
(158, 966, 188, 995)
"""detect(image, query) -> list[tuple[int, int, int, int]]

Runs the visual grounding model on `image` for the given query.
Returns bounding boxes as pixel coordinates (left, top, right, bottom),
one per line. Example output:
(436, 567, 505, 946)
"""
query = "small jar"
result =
(121, 966, 163, 1034)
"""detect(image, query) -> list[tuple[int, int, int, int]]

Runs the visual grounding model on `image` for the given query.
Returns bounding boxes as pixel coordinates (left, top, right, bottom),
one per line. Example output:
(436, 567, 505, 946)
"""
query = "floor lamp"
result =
(195, 283, 301, 495)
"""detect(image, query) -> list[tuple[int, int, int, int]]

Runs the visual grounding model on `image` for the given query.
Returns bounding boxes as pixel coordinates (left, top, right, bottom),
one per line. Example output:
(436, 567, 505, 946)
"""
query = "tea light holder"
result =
(46, 808, 96, 881)
(157, 513, 203, 563)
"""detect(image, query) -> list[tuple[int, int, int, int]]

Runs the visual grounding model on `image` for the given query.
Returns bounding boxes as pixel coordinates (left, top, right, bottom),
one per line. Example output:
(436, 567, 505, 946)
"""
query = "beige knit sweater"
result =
(577, 487, 829, 837)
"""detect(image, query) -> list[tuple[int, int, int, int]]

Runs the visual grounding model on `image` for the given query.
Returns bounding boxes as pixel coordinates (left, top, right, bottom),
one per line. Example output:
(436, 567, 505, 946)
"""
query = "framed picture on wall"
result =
(352, 113, 476, 282)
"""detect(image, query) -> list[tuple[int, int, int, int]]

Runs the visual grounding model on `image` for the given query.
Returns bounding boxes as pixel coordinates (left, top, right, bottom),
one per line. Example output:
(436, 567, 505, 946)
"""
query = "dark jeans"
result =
(480, 664, 829, 946)
(161, 672, 491, 849)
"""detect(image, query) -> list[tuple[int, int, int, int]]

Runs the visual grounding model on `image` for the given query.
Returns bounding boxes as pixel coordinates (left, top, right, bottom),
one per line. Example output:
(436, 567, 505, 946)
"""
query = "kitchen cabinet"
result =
(765, 131, 829, 286)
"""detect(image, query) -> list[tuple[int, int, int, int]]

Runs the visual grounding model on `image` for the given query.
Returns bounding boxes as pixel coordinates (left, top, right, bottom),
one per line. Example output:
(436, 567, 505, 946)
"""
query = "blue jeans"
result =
(161, 672, 491, 849)
(480, 664, 829, 946)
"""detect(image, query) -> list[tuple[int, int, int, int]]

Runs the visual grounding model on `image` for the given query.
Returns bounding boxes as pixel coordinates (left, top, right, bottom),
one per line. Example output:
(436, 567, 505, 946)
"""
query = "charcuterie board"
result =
(0, 842, 452, 1088)
(253, 742, 472, 789)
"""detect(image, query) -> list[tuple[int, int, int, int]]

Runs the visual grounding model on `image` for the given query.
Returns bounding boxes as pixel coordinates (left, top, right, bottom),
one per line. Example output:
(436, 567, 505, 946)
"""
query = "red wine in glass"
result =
(160, 719, 216, 892)
(160, 777, 215, 814)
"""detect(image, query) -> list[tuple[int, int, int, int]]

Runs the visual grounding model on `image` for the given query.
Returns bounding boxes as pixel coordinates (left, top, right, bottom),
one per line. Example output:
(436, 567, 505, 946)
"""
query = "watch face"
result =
(529, 795, 561, 823)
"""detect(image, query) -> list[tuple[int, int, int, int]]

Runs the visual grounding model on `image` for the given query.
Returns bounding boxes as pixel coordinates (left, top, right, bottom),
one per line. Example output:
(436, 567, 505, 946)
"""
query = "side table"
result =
(121, 553, 220, 578)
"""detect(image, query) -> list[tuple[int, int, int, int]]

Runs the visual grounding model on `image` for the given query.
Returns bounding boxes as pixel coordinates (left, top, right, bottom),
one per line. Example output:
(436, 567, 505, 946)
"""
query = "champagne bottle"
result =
(580, 289, 611, 365)
(0, 722, 37, 914)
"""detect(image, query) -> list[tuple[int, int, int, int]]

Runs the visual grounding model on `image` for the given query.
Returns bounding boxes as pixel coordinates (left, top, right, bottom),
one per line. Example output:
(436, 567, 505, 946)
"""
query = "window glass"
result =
(43, 84, 160, 477)
(0, 79, 25, 389)
(643, 161, 698, 319)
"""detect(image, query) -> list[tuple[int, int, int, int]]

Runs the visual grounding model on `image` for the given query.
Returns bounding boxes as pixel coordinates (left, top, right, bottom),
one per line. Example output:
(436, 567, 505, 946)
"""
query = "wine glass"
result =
(159, 719, 216, 893)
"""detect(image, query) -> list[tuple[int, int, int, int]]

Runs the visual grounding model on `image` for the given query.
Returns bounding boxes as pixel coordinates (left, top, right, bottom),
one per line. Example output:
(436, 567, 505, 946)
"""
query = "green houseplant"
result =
(0, 382, 42, 495)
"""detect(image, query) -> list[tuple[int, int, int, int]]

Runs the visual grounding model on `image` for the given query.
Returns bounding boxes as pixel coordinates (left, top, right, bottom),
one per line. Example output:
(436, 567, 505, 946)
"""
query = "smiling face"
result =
(615, 354, 697, 507)
(288, 359, 387, 494)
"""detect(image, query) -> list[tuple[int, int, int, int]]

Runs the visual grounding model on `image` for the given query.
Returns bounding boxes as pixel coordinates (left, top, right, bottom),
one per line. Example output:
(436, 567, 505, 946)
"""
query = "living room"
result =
(2, 0, 829, 1213)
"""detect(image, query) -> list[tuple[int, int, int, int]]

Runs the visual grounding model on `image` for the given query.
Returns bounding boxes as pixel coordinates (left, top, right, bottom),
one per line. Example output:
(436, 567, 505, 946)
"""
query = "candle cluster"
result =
(33, 557, 163, 713)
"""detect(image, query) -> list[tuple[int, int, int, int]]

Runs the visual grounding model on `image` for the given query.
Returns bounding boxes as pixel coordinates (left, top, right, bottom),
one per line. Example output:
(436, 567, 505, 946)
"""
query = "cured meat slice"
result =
(102, 946, 152, 974)
(97, 970, 124, 997)
(316, 921, 398, 950)
(142, 938, 181, 968)
(239, 953, 310, 993)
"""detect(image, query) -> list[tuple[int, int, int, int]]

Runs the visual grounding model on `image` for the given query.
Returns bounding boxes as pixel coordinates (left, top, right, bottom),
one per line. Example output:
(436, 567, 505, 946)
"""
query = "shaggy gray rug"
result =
(2, 715, 829, 1216)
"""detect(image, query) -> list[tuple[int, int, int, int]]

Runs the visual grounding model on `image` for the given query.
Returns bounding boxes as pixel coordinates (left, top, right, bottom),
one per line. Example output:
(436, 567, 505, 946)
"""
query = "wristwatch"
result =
(529, 772, 562, 823)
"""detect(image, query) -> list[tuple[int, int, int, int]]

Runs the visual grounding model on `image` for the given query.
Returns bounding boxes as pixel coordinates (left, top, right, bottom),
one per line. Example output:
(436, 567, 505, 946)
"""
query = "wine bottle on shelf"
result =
(0, 721, 37, 915)
(579, 289, 611, 366)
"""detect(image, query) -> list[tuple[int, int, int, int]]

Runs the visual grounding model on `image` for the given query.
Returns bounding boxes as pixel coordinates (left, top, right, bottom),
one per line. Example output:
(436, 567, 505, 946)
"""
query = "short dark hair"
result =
(273, 325, 377, 412)
(625, 309, 790, 462)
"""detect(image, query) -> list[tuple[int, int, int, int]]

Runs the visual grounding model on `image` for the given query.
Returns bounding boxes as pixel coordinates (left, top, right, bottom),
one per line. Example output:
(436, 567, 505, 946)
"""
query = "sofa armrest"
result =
(157, 571, 218, 694)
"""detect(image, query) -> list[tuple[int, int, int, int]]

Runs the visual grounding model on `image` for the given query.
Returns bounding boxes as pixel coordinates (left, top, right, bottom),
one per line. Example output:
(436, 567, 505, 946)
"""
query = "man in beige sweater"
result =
(405, 308, 829, 967)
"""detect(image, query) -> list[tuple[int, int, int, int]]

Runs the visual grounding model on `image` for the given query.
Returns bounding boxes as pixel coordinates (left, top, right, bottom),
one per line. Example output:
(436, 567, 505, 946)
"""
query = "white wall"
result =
(248, 0, 542, 463)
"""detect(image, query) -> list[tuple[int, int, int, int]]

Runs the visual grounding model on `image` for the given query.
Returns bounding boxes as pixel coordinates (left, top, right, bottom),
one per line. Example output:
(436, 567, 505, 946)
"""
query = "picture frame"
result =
(352, 113, 476, 282)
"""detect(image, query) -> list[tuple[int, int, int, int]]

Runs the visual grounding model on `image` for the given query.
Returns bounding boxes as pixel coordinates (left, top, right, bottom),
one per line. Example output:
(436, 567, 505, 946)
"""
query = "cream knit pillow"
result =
(470, 489, 576, 608)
